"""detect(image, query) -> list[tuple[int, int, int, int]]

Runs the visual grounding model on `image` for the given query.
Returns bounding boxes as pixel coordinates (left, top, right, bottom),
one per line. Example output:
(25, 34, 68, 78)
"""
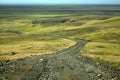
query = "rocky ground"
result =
(0, 39, 120, 80)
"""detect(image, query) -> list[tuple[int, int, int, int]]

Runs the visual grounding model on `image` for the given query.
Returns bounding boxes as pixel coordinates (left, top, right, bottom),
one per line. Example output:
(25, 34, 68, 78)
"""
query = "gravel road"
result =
(0, 39, 120, 80)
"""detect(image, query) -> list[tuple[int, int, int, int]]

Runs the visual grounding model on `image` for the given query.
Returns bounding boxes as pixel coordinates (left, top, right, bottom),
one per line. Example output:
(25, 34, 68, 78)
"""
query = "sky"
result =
(0, 0, 120, 5)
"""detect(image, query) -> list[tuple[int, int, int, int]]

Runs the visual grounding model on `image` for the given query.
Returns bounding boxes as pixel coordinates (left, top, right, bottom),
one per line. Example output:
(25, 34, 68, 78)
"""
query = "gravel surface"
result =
(0, 39, 120, 80)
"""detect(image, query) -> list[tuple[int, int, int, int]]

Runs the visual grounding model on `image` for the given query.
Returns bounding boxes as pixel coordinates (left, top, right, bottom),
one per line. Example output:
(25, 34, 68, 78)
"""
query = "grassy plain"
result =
(0, 5, 120, 68)
(0, 14, 75, 61)
(49, 16, 120, 68)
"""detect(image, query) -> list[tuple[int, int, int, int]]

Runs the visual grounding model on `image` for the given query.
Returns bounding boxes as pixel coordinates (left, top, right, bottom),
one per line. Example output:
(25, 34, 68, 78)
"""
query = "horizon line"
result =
(0, 4, 120, 5)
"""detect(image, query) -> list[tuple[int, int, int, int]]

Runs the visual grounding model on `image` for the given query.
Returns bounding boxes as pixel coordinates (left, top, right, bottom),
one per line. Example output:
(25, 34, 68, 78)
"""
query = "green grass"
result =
(0, 15, 76, 61)
(47, 16, 120, 68)
(81, 42, 120, 57)
(0, 36, 74, 54)
(0, 14, 120, 68)
(0, 35, 75, 60)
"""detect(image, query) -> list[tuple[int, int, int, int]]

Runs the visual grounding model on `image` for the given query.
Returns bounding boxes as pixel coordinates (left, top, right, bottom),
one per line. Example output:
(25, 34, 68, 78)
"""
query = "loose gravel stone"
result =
(0, 39, 119, 80)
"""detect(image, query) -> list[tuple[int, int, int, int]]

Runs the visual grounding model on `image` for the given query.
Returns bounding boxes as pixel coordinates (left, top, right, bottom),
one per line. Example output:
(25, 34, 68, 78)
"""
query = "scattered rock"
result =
(61, 20, 67, 23)
(0, 62, 3, 66)
(40, 59, 44, 61)
(0, 39, 119, 80)
(70, 19, 76, 22)
(4, 60, 10, 65)
(86, 68, 93, 73)
(96, 62, 100, 65)
(111, 77, 119, 80)
(9, 51, 16, 56)
(17, 58, 23, 61)
(0, 68, 4, 72)
(97, 74, 102, 79)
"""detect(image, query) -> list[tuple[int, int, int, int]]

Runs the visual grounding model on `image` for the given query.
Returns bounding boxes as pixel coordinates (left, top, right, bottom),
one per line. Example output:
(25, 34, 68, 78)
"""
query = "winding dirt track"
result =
(0, 38, 120, 80)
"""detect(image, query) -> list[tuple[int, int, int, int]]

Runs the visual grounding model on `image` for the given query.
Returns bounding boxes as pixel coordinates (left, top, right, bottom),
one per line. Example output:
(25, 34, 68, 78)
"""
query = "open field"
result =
(0, 5, 120, 68)
(49, 15, 120, 68)
(0, 14, 76, 61)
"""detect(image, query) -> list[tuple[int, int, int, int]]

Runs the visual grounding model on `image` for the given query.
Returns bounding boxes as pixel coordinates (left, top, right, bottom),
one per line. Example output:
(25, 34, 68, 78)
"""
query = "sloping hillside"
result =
(49, 16, 120, 67)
